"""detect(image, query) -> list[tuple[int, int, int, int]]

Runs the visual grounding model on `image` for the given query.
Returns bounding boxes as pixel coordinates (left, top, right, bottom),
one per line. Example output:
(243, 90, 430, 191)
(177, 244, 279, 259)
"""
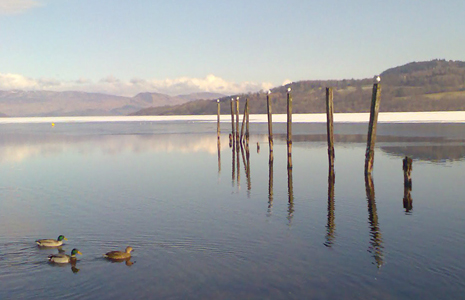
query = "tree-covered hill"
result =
(131, 59, 465, 116)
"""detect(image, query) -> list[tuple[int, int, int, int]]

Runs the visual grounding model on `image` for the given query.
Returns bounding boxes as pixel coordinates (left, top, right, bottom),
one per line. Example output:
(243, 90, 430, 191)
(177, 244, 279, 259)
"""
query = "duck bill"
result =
(77, 251, 82, 255)
(64, 237, 68, 241)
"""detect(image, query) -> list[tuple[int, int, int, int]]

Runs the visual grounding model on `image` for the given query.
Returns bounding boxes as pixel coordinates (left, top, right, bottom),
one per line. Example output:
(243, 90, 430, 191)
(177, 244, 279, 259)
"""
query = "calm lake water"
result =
(1, 121, 464, 299)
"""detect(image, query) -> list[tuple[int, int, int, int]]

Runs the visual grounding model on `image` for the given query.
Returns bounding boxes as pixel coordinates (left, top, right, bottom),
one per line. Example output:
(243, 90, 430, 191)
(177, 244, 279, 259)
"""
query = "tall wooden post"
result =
(365, 83, 381, 175)
(245, 98, 250, 149)
(230, 98, 235, 146)
(235, 97, 240, 147)
(287, 88, 293, 169)
(267, 91, 274, 161)
(217, 99, 220, 143)
(326, 88, 335, 169)
(240, 101, 247, 144)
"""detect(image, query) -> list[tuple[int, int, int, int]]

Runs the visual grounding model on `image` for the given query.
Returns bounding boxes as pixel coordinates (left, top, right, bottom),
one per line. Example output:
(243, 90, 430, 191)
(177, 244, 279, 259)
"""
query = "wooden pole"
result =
(245, 98, 250, 149)
(326, 88, 335, 169)
(217, 99, 220, 143)
(266, 91, 274, 161)
(235, 97, 240, 147)
(365, 83, 381, 175)
(240, 101, 247, 144)
(230, 98, 235, 146)
(287, 88, 293, 169)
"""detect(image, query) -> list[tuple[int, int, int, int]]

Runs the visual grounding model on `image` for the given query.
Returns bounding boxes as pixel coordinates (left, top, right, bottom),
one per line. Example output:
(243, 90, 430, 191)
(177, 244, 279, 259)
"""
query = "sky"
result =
(0, 0, 464, 97)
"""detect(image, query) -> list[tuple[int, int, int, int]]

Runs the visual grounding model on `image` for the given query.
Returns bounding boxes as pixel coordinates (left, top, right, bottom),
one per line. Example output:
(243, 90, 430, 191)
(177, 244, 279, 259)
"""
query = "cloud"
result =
(0, 0, 42, 14)
(0, 72, 274, 97)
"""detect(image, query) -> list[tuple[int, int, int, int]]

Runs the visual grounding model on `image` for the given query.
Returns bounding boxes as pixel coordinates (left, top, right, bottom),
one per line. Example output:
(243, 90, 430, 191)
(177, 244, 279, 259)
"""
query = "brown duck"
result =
(103, 246, 133, 260)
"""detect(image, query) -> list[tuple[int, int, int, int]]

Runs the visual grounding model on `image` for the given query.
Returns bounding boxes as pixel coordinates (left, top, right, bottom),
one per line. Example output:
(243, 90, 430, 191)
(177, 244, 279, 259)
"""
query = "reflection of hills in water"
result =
(273, 134, 465, 162)
(0, 133, 240, 163)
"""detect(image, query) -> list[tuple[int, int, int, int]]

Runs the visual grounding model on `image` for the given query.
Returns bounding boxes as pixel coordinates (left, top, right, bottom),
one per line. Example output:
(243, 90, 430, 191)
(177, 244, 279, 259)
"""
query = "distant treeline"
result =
(131, 59, 465, 116)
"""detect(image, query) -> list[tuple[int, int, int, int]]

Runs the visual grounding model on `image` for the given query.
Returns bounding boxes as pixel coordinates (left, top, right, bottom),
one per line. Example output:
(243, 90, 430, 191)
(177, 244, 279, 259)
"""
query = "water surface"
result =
(1, 121, 464, 299)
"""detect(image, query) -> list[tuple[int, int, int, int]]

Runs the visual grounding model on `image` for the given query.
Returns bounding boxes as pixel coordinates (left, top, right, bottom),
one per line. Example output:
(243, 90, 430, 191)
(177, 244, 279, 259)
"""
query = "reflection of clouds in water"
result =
(0, 134, 267, 163)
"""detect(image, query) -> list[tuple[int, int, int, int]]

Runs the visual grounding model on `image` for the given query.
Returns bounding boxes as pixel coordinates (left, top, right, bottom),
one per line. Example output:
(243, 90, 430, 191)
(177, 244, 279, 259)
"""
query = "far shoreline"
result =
(1, 111, 465, 124)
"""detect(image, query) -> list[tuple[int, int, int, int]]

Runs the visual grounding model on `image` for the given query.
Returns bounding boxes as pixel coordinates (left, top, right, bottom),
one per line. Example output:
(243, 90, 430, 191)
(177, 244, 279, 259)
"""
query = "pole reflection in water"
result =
(231, 142, 236, 186)
(236, 140, 240, 187)
(267, 152, 274, 217)
(403, 182, 413, 214)
(217, 139, 221, 175)
(287, 162, 294, 224)
(365, 174, 384, 268)
(324, 166, 336, 247)
(242, 144, 251, 195)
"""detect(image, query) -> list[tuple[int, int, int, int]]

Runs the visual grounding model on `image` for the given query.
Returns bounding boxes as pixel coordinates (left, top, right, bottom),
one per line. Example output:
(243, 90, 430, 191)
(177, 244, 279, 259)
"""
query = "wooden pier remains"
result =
(365, 83, 381, 175)
(267, 91, 274, 161)
(326, 88, 335, 169)
(287, 88, 293, 169)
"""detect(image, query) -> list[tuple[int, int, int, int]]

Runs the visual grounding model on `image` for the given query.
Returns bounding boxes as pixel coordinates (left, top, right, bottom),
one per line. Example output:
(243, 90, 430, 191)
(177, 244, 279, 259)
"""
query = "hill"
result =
(131, 59, 465, 116)
(0, 91, 223, 117)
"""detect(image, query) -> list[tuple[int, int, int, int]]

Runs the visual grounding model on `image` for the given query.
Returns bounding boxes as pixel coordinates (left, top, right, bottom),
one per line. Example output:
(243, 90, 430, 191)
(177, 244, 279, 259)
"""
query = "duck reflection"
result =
(105, 257, 134, 267)
(365, 174, 384, 268)
(324, 166, 336, 247)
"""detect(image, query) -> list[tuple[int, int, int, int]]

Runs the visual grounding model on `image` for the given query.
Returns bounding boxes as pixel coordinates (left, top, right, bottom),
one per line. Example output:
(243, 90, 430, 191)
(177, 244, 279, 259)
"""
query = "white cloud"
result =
(0, 72, 274, 97)
(0, 0, 42, 14)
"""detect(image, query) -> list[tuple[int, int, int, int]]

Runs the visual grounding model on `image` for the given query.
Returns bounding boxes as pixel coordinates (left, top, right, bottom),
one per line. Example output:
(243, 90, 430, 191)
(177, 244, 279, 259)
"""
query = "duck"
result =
(104, 246, 133, 260)
(48, 248, 82, 264)
(36, 235, 67, 247)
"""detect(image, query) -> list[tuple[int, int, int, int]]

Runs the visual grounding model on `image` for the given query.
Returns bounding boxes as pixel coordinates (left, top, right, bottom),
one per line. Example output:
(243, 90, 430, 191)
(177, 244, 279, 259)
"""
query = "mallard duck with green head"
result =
(36, 235, 67, 247)
(48, 248, 82, 263)
(104, 246, 133, 260)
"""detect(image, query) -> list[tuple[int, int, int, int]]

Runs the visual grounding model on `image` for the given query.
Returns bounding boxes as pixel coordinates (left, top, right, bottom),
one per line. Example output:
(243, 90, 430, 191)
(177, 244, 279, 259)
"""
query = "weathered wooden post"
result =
(257, 142, 260, 153)
(235, 97, 240, 147)
(266, 90, 274, 161)
(245, 97, 250, 149)
(326, 88, 335, 169)
(287, 87, 293, 169)
(365, 81, 381, 175)
(217, 99, 220, 143)
(240, 101, 247, 144)
(230, 98, 235, 146)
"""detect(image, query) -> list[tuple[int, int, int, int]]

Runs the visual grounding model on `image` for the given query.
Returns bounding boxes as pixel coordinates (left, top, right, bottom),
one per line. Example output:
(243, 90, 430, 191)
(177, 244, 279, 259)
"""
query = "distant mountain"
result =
(0, 90, 225, 117)
(177, 92, 225, 102)
(132, 59, 465, 116)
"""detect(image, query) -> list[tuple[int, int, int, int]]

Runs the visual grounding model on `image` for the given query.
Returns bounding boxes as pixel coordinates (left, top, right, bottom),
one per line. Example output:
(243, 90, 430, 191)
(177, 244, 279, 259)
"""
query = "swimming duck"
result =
(36, 235, 67, 247)
(48, 248, 82, 263)
(104, 246, 133, 260)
